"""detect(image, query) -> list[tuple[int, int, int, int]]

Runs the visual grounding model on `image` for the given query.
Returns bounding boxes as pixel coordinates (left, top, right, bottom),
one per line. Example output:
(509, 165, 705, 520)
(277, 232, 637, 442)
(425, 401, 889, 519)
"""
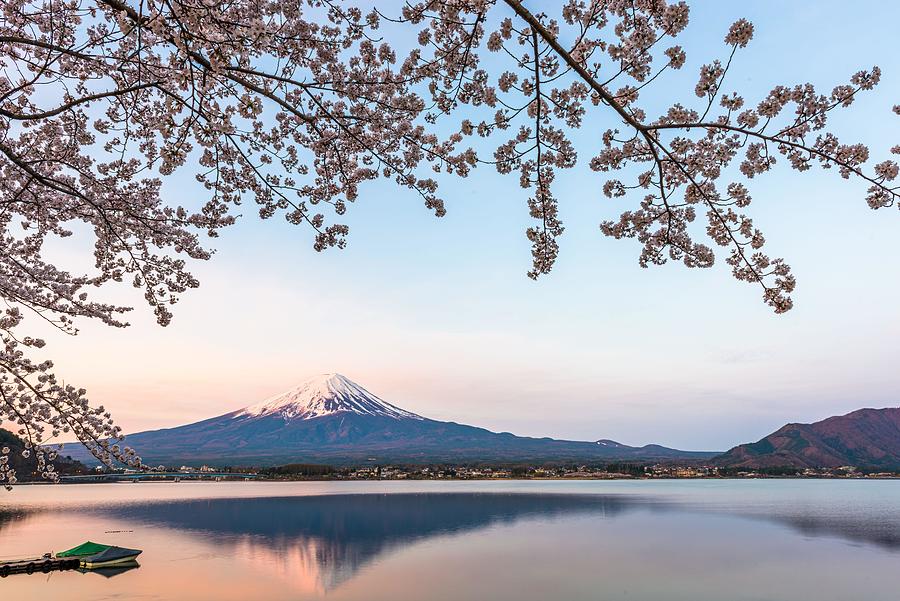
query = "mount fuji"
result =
(66, 373, 715, 467)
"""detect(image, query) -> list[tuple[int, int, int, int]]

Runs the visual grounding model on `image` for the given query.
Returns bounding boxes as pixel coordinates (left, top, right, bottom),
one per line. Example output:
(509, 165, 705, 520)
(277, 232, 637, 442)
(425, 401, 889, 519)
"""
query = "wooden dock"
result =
(0, 556, 81, 577)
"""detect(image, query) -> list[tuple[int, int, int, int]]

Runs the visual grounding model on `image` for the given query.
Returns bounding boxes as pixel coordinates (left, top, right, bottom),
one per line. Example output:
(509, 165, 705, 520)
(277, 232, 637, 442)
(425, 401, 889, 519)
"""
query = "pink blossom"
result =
(724, 19, 754, 47)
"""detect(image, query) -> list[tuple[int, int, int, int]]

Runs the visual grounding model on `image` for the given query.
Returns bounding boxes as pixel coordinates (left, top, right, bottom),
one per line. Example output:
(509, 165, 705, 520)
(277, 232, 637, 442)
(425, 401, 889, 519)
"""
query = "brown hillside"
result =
(714, 408, 900, 469)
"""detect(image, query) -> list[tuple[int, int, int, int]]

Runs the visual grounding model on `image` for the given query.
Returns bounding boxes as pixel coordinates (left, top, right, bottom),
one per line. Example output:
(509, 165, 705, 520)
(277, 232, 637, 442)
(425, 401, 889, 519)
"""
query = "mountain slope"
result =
(62, 373, 715, 467)
(713, 407, 900, 469)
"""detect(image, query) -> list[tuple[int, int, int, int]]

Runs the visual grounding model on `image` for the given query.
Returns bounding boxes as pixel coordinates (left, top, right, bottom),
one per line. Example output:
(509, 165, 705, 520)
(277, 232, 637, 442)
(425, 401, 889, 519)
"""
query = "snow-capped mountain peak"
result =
(235, 373, 424, 421)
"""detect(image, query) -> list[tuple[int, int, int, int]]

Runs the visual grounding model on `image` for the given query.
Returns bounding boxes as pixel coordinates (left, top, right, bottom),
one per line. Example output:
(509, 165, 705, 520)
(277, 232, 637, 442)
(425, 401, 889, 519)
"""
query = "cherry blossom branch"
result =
(1, 0, 896, 486)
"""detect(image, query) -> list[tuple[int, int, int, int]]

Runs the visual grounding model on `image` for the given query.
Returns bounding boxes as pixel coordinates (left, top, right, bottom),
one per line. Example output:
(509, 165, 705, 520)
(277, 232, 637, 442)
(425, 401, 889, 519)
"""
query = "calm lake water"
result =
(1, 480, 898, 600)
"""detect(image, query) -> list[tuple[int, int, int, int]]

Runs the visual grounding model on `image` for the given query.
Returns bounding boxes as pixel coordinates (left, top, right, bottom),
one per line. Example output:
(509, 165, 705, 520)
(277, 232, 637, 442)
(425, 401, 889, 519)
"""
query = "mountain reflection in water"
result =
(86, 489, 900, 592)
(2, 483, 900, 601)
(98, 493, 638, 591)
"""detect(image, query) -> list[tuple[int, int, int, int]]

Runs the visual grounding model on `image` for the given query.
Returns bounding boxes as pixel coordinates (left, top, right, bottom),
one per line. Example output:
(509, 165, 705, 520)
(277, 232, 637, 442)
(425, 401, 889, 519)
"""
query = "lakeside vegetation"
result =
(11, 460, 898, 484)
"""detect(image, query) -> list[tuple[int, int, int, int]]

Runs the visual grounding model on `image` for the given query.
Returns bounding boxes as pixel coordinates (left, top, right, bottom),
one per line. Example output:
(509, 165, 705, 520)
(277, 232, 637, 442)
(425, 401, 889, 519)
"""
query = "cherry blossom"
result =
(1, 0, 896, 485)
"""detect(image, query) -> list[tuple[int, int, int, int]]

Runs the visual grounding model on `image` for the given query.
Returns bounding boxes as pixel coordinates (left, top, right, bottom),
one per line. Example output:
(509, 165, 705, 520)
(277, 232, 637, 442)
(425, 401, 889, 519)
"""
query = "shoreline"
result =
(11, 473, 900, 486)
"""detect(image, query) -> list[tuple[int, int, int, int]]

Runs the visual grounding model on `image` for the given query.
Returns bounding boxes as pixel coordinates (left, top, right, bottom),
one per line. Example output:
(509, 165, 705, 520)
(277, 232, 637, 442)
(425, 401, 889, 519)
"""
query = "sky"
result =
(22, 1, 900, 452)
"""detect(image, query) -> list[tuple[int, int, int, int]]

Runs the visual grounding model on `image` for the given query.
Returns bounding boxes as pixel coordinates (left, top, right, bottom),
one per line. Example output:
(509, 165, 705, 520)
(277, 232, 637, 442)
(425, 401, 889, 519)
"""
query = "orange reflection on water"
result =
(3, 481, 900, 601)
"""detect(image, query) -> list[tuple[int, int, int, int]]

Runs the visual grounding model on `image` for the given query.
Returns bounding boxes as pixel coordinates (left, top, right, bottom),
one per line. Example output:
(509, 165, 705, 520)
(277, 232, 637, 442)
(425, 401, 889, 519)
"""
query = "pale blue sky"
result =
(35, 1, 900, 451)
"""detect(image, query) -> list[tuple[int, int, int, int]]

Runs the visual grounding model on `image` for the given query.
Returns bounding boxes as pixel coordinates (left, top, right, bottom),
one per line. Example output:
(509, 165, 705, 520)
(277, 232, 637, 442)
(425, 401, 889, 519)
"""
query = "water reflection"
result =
(98, 489, 900, 551)
(776, 511, 900, 550)
(75, 561, 140, 579)
(98, 493, 639, 591)
(0, 506, 28, 529)
(1, 484, 899, 601)
(86, 490, 900, 592)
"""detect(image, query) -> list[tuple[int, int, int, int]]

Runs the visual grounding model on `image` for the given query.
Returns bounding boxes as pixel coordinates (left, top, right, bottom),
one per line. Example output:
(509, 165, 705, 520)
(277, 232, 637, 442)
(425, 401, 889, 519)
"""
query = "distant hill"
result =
(713, 407, 900, 470)
(1, 428, 87, 481)
(60, 373, 716, 467)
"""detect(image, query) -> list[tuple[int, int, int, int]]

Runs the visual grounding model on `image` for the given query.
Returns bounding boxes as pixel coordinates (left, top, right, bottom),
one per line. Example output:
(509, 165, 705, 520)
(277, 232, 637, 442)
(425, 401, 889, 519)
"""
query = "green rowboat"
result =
(57, 541, 142, 569)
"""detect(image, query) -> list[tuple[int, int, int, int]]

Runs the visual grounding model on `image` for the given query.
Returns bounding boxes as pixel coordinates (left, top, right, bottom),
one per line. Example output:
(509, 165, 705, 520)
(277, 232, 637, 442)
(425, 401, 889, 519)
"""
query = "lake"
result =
(1, 480, 898, 600)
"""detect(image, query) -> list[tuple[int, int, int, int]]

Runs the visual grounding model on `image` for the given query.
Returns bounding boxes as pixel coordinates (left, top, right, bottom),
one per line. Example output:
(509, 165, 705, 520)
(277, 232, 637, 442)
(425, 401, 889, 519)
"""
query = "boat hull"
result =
(80, 553, 141, 569)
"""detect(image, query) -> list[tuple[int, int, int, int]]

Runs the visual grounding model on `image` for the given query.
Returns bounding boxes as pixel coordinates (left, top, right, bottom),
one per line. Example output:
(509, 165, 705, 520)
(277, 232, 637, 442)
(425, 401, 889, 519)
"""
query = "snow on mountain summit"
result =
(234, 373, 424, 421)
